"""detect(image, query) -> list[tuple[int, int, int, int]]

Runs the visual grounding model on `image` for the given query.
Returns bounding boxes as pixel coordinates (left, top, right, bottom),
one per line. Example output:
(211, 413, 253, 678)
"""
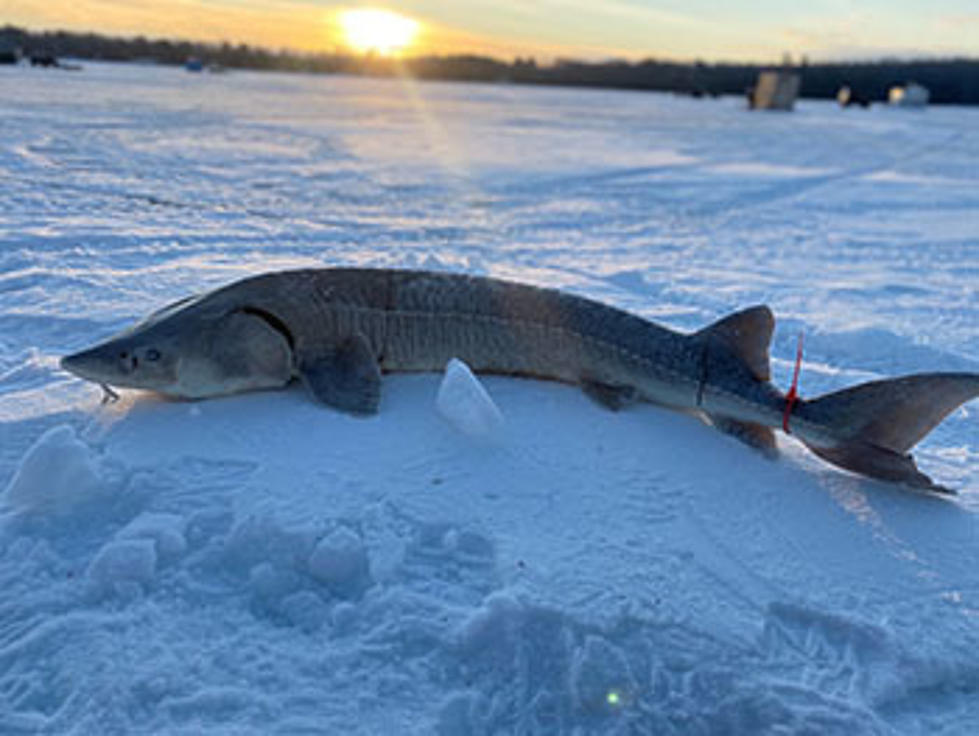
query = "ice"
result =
(280, 590, 329, 633)
(436, 357, 504, 439)
(1, 63, 978, 733)
(88, 538, 157, 590)
(116, 512, 188, 561)
(248, 561, 302, 602)
(307, 526, 371, 597)
(2, 424, 103, 511)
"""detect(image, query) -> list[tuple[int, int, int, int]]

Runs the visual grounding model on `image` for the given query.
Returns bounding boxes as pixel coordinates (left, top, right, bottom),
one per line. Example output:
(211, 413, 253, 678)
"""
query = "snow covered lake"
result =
(2, 62, 979, 733)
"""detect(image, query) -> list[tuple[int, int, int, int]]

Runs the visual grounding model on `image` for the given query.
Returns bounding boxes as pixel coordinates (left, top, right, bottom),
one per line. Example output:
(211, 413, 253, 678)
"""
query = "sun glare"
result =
(339, 8, 420, 56)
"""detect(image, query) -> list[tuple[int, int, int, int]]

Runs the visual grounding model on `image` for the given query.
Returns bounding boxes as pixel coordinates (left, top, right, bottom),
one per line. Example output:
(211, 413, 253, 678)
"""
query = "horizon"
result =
(4, 1, 978, 65)
(5, 21, 978, 69)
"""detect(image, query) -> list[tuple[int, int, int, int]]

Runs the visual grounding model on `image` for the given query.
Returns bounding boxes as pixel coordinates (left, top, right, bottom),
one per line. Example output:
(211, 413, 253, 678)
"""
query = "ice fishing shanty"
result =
(748, 70, 801, 111)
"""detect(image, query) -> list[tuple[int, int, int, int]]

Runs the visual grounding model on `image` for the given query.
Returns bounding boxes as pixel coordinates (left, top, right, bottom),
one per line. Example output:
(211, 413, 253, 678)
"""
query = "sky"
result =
(4, 0, 979, 62)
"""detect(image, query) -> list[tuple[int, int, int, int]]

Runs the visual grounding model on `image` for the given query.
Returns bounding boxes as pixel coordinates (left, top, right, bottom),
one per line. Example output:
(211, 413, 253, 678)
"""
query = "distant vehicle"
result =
(837, 86, 870, 108)
(185, 58, 226, 74)
(889, 82, 929, 108)
(0, 50, 18, 65)
(24, 54, 81, 71)
(29, 54, 58, 68)
(748, 71, 801, 111)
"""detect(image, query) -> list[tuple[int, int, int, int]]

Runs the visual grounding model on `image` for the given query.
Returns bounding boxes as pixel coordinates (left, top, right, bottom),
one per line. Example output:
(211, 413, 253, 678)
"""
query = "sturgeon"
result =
(61, 268, 979, 493)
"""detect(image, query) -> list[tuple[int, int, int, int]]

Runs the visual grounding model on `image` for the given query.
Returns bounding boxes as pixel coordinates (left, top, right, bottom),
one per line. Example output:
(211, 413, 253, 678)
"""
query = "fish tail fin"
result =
(798, 372, 979, 493)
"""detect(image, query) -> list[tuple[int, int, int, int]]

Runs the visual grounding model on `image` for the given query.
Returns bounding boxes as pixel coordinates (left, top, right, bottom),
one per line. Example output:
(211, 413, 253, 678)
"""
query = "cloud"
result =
(936, 13, 979, 28)
(776, 10, 979, 61)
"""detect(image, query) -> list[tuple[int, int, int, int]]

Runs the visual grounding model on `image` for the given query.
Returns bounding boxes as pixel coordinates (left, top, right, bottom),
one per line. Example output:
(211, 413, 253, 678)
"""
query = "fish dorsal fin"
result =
(695, 305, 774, 382)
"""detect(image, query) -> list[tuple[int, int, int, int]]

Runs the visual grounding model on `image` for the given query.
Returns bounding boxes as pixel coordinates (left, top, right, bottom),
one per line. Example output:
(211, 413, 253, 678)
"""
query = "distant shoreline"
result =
(3, 25, 978, 105)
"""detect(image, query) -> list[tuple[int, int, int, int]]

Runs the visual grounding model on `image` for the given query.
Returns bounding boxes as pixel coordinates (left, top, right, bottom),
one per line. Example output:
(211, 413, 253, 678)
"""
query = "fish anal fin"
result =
(694, 305, 774, 382)
(298, 332, 381, 415)
(581, 378, 639, 411)
(708, 414, 778, 458)
(805, 440, 954, 495)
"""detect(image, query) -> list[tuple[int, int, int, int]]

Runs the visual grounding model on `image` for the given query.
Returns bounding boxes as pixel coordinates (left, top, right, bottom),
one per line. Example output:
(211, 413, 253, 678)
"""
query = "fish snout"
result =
(60, 347, 112, 382)
(60, 349, 90, 378)
(60, 352, 81, 372)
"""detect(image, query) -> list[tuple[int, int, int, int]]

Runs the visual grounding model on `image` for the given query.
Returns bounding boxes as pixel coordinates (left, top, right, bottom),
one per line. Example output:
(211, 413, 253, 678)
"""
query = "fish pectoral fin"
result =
(707, 414, 778, 458)
(298, 332, 381, 415)
(581, 378, 639, 411)
(804, 440, 954, 495)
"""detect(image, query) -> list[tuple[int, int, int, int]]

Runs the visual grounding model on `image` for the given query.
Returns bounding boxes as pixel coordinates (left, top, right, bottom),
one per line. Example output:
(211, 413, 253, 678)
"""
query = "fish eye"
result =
(146, 348, 161, 362)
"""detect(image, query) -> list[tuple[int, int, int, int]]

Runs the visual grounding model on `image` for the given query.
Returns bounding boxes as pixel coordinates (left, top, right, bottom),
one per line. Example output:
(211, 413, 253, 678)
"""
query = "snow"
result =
(2, 61, 979, 733)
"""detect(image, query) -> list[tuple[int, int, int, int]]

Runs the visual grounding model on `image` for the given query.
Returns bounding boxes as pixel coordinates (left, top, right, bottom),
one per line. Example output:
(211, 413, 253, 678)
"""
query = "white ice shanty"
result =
(889, 82, 930, 107)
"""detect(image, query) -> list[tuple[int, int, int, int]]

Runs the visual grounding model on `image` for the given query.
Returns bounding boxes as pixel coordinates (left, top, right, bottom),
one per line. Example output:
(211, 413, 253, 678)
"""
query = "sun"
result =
(338, 8, 421, 56)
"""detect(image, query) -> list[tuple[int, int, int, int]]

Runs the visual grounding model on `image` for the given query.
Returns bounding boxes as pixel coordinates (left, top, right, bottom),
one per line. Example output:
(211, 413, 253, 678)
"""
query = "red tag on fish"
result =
(782, 332, 803, 434)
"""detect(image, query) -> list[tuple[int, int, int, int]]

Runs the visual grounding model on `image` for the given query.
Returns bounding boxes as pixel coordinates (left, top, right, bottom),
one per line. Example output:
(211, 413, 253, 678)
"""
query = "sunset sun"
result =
(338, 8, 421, 56)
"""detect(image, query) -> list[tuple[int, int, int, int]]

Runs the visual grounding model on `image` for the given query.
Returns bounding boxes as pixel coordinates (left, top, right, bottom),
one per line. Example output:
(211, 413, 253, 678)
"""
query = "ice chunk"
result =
(281, 590, 328, 633)
(454, 592, 523, 654)
(308, 527, 371, 597)
(436, 358, 504, 439)
(3, 425, 103, 511)
(88, 539, 157, 588)
(117, 512, 188, 561)
(330, 601, 358, 632)
(249, 562, 302, 603)
(222, 516, 317, 574)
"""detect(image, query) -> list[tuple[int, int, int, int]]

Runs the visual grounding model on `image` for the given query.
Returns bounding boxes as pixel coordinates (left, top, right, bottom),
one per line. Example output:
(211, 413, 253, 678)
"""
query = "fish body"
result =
(61, 268, 979, 493)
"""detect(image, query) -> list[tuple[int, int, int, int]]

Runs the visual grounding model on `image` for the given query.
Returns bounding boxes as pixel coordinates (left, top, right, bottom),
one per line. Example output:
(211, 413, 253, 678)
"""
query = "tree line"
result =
(3, 25, 977, 105)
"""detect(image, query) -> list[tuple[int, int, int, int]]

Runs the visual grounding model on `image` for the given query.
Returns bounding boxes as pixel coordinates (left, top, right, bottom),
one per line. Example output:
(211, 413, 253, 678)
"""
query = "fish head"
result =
(60, 310, 194, 395)
(61, 295, 294, 400)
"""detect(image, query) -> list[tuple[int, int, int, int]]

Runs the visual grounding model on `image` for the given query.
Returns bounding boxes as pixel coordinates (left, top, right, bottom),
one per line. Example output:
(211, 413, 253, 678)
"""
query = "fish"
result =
(60, 268, 979, 493)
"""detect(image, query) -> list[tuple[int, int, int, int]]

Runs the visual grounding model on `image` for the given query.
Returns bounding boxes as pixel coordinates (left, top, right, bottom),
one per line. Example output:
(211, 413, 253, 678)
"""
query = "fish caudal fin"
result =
(799, 372, 979, 493)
